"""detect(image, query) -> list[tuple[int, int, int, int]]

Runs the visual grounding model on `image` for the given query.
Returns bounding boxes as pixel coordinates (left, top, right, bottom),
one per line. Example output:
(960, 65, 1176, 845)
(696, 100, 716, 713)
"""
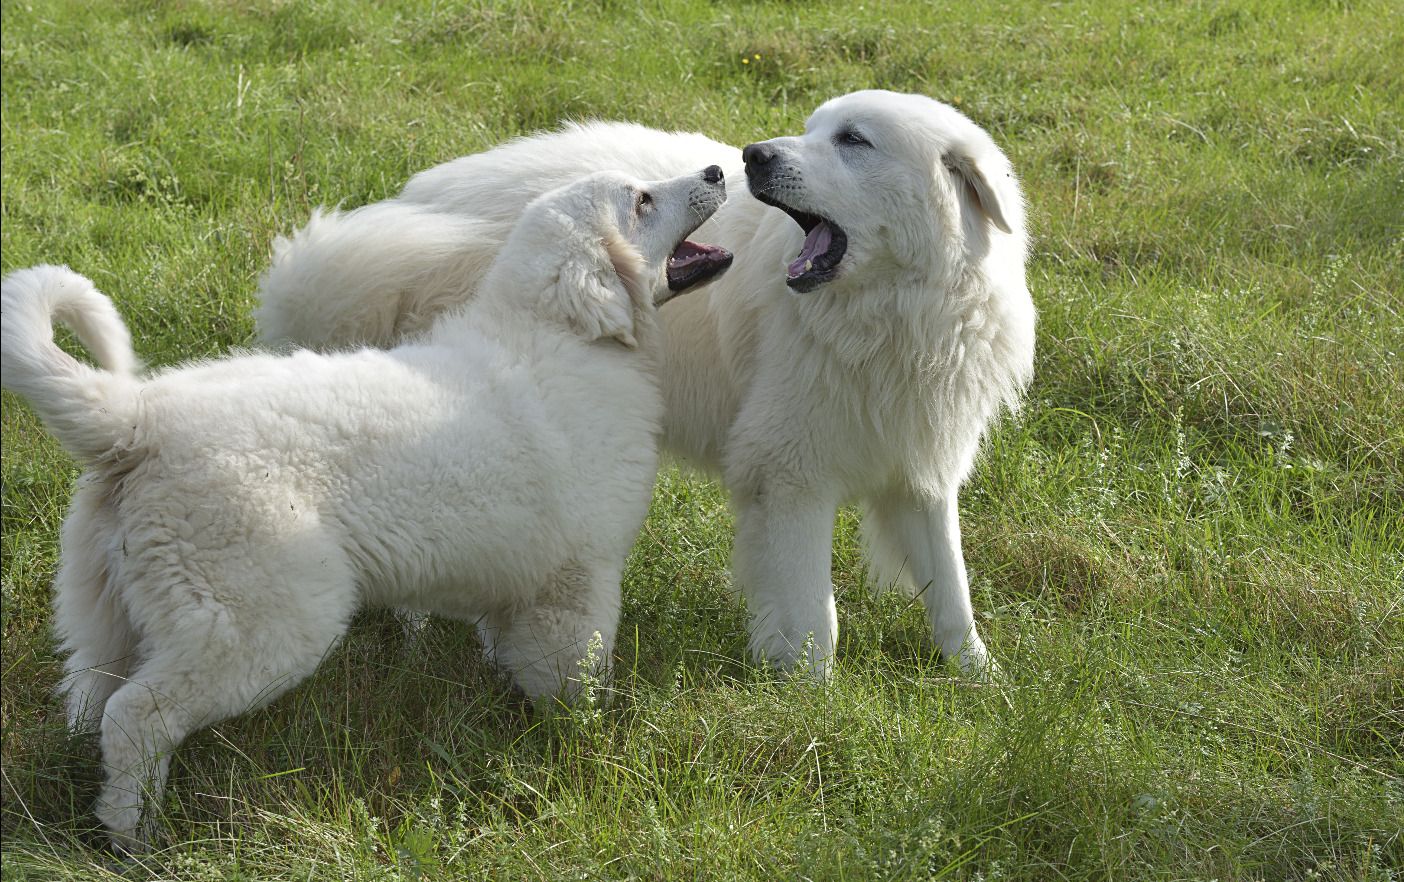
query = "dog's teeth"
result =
(804, 259, 813, 271)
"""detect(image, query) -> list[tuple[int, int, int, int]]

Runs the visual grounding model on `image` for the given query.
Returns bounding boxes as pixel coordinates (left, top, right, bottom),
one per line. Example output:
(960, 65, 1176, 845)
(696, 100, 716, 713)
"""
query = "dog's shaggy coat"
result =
(257, 90, 1036, 678)
(0, 169, 727, 850)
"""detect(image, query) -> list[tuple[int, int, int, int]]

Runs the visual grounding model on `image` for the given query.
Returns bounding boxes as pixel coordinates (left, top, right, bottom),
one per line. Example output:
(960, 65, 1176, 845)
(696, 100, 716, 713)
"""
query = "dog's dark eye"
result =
(636, 191, 653, 211)
(837, 129, 870, 148)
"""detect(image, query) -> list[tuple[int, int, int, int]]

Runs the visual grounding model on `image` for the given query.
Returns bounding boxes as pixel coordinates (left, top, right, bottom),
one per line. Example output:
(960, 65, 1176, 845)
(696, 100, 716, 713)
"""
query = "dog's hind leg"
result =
(94, 670, 206, 852)
(493, 562, 621, 703)
(93, 535, 357, 851)
(94, 612, 351, 851)
(53, 480, 135, 734)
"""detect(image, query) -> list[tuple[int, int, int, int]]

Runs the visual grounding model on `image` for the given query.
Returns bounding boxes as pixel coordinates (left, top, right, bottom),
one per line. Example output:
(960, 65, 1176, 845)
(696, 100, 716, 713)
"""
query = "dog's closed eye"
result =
(835, 128, 871, 148)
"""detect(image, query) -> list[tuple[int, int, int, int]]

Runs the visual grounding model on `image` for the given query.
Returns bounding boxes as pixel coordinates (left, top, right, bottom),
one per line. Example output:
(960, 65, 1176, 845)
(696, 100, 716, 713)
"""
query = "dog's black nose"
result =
(742, 143, 775, 168)
(701, 165, 723, 184)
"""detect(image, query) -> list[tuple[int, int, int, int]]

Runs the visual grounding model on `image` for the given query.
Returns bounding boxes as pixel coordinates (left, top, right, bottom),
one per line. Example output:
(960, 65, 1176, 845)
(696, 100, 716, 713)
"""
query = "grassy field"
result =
(2, 0, 1401, 878)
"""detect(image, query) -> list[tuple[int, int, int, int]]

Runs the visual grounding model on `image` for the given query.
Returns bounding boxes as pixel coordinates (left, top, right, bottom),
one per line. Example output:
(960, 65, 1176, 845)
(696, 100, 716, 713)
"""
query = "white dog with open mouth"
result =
(0, 167, 730, 850)
(257, 90, 1036, 679)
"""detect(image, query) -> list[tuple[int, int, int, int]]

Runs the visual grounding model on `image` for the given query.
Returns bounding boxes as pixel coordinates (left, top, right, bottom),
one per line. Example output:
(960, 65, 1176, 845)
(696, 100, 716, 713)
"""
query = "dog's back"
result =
(256, 122, 740, 351)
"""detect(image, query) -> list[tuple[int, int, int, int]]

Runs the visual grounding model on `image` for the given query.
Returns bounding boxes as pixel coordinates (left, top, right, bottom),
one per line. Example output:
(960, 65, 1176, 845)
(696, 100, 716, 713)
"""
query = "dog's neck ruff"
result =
(783, 257, 1032, 497)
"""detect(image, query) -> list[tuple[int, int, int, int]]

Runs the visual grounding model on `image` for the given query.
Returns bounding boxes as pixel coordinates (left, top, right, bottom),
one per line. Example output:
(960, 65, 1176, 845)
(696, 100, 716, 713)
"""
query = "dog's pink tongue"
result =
(787, 222, 832, 276)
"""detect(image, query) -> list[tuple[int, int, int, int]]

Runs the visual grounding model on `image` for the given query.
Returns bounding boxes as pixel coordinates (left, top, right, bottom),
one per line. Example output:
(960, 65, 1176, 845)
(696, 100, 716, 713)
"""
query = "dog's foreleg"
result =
(731, 487, 839, 679)
(495, 562, 622, 702)
(865, 489, 997, 679)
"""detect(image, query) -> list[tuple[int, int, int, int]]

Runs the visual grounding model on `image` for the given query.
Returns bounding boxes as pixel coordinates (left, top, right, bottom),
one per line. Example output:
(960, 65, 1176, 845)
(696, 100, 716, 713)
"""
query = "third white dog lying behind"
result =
(0, 167, 731, 850)
(256, 90, 1036, 680)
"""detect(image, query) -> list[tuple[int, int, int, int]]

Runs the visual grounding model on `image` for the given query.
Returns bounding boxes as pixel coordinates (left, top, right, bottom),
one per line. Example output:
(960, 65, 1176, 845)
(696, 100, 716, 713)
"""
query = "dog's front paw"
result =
(750, 628, 837, 682)
(955, 637, 1003, 683)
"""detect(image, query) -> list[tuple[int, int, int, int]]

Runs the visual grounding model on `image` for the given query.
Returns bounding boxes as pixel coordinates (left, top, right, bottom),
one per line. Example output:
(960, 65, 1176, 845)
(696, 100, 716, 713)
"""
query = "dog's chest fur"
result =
(786, 264, 1033, 499)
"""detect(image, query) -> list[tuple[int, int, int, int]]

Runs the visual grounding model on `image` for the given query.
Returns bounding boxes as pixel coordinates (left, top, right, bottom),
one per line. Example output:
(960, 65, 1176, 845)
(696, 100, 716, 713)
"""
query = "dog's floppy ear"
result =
(944, 152, 1015, 235)
(556, 232, 646, 348)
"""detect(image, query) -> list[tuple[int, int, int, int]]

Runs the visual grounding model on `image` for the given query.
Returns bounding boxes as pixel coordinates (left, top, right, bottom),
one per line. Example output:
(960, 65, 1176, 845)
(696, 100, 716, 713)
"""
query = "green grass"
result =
(3, 0, 1401, 878)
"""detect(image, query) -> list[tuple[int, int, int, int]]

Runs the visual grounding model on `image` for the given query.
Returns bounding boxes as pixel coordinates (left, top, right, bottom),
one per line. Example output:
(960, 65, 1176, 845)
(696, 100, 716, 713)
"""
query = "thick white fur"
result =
(257, 90, 1036, 679)
(0, 169, 724, 850)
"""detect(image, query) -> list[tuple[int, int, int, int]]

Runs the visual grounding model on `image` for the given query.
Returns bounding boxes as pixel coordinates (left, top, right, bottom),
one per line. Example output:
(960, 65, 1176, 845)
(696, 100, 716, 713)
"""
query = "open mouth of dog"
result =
(666, 240, 733, 294)
(752, 193, 848, 293)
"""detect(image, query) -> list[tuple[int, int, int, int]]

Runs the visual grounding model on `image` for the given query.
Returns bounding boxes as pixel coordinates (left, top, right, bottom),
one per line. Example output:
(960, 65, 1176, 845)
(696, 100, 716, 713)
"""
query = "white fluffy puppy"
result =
(0, 167, 730, 850)
(256, 90, 1035, 679)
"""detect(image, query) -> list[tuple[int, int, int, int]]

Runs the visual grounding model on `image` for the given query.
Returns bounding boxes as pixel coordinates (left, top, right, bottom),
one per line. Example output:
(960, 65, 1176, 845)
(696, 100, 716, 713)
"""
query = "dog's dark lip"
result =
(752, 190, 848, 292)
(752, 189, 821, 233)
(665, 239, 733, 293)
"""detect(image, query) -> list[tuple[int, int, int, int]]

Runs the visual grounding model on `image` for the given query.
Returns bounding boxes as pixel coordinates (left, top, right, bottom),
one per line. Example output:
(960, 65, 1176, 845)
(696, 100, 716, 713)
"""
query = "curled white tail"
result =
(1, 265, 141, 462)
